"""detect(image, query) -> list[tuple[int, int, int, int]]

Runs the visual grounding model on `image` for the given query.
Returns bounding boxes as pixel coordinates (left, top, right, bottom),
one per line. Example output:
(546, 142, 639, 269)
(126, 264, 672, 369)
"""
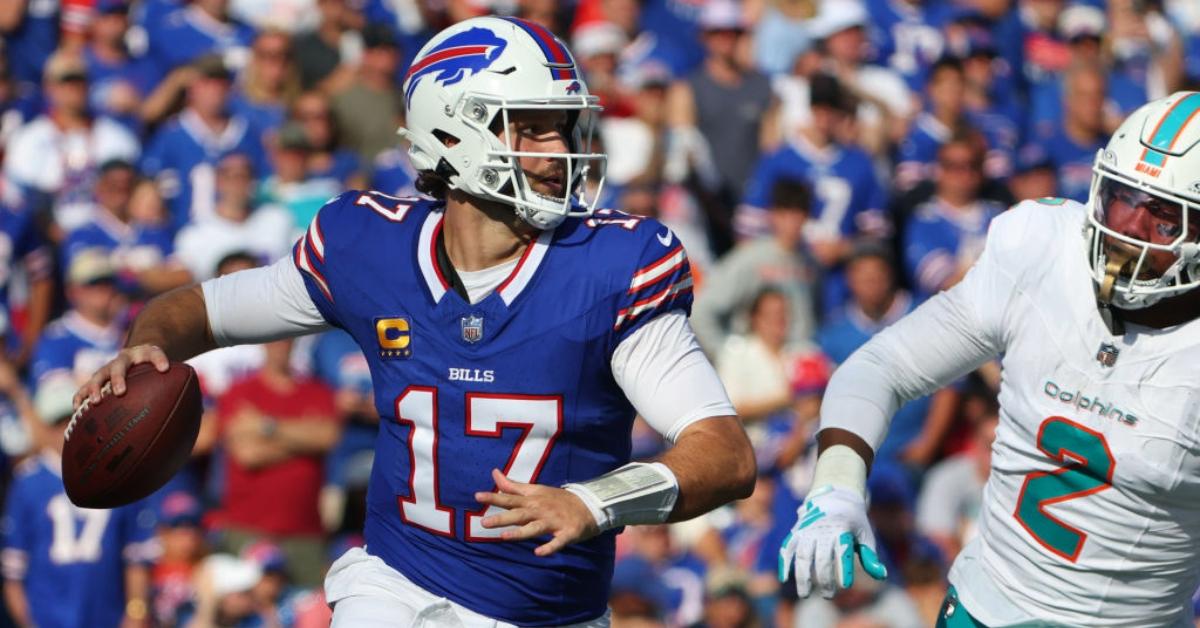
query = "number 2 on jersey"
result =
(394, 386, 562, 540)
(1013, 417, 1116, 562)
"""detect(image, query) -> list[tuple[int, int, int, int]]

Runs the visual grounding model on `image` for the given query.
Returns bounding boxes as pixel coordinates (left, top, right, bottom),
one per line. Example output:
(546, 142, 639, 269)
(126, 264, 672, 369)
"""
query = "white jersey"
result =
(822, 199, 1200, 626)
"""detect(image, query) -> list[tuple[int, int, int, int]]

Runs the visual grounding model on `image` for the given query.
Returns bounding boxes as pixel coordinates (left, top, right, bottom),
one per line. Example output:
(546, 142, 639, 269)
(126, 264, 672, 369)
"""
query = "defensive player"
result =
(76, 16, 755, 626)
(780, 90, 1200, 626)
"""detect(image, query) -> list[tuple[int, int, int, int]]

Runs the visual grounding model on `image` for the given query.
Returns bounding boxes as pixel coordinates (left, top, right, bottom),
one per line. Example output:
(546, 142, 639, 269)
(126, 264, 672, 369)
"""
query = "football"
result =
(63, 362, 203, 509)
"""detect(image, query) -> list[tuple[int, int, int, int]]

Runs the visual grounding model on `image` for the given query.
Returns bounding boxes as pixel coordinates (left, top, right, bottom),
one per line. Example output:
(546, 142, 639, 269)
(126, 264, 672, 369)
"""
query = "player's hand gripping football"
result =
(778, 485, 888, 598)
(73, 344, 170, 407)
(475, 468, 601, 557)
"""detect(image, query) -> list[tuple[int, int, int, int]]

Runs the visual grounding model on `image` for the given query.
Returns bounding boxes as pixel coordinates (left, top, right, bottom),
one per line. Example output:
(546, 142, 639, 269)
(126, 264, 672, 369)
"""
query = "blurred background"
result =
(0, 0, 1197, 626)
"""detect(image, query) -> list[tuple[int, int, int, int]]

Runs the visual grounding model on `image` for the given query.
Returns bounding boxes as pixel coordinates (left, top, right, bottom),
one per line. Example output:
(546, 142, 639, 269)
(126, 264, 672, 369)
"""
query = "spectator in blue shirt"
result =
(2, 378, 156, 628)
(0, 200, 52, 369)
(230, 29, 300, 141)
(83, 0, 162, 133)
(140, 54, 267, 230)
(146, 0, 254, 78)
(1035, 60, 1108, 203)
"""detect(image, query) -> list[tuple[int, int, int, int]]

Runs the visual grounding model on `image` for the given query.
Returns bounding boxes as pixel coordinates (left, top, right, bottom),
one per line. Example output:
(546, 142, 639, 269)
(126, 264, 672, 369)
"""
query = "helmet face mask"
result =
(398, 17, 607, 230)
(1086, 92, 1200, 310)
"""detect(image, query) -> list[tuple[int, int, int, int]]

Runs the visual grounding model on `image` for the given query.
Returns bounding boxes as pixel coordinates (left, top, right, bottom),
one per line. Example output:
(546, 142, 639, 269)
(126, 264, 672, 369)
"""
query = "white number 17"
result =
(394, 387, 563, 541)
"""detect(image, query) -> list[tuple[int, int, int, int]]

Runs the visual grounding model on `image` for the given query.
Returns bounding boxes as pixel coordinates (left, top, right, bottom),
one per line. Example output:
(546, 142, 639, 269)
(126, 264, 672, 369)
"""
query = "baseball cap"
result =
(157, 490, 203, 527)
(572, 22, 627, 58)
(1015, 142, 1054, 173)
(622, 61, 673, 91)
(1058, 4, 1106, 42)
(33, 379, 77, 425)
(204, 554, 262, 596)
(68, 249, 117, 286)
(276, 121, 312, 151)
(192, 54, 232, 80)
(241, 540, 287, 573)
(698, 0, 746, 31)
(362, 24, 398, 50)
(95, 0, 130, 13)
(44, 52, 88, 83)
(808, 0, 868, 40)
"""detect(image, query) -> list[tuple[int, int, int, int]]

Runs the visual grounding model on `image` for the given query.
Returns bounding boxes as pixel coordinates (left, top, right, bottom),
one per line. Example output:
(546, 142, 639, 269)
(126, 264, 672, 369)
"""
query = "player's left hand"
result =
(475, 468, 601, 557)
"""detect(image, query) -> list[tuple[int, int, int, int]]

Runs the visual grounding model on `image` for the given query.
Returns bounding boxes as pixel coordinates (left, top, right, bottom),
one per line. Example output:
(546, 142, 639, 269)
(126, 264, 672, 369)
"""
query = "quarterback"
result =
(76, 17, 755, 627)
(781, 90, 1200, 627)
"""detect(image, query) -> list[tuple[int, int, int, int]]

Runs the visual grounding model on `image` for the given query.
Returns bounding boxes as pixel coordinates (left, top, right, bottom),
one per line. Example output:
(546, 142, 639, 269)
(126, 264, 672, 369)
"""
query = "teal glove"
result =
(778, 485, 888, 598)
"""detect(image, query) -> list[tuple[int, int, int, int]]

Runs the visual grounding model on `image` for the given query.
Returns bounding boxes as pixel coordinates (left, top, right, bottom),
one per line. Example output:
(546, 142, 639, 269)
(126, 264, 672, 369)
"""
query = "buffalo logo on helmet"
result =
(404, 27, 508, 105)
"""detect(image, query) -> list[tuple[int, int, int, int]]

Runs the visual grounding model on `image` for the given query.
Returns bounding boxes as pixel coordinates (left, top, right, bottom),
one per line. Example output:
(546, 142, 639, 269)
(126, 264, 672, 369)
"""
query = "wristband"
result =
(810, 444, 868, 499)
(563, 462, 679, 531)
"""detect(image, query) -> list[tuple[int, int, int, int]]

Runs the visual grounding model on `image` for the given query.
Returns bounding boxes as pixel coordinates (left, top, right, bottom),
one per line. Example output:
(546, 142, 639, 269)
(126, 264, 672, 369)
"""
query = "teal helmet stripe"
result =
(1148, 92, 1200, 153)
(1143, 149, 1167, 166)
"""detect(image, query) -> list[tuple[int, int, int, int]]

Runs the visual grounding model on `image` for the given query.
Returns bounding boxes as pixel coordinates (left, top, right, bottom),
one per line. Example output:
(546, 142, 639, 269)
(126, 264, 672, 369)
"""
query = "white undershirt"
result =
(202, 256, 734, 442)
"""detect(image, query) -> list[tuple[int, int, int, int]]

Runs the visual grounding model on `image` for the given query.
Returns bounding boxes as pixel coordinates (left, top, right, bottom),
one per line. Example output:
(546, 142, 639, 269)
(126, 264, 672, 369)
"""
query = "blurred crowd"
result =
(1, 0, 1199, 626)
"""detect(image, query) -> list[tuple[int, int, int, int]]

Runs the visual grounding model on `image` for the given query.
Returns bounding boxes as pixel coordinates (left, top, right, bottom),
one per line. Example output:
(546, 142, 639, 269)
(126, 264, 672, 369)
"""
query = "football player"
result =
(76, 16, 755, 627)
(779, 90, 1200, 626)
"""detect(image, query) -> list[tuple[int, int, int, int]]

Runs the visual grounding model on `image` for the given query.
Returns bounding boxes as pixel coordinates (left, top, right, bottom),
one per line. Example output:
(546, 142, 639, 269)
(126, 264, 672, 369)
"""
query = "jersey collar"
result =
(416, 210, 553, 306)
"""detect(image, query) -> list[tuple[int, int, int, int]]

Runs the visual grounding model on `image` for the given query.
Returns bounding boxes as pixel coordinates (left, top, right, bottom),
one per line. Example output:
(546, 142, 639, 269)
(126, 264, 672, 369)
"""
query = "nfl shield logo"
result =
(1096, 342, 1119, 367)
(461, 314, 484, 344)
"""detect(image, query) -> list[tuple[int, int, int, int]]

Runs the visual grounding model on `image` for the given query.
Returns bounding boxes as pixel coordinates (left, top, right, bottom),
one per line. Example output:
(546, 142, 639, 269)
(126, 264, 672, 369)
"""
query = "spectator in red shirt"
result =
(212, 337, 339, 588)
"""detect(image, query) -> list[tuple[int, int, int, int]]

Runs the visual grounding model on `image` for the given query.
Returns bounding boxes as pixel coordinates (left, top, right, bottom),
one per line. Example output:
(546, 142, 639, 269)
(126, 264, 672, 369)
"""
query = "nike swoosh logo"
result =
(656, 229, 673, 247)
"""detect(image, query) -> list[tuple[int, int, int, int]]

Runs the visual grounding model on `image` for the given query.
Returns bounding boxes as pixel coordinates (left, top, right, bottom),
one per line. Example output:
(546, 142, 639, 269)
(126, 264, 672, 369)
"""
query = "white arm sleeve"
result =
(819, 214, 1017, 451)
(611, 311, 737, 443)
(201, 254, 333, 346)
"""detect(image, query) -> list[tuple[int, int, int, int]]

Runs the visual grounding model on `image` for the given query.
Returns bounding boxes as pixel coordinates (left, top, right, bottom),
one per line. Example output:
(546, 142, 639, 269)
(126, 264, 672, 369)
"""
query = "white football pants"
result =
(325, 547, 612, 628)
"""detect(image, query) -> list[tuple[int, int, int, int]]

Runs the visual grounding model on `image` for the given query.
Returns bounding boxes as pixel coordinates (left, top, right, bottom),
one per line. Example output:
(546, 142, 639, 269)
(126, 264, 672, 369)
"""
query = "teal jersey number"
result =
(1013, 416, 1116, 562)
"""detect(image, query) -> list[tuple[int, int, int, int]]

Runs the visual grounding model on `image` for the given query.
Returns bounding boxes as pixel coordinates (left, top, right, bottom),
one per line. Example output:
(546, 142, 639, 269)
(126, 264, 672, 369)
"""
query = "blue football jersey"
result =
(140, 111, 267, 230)
(1, 454, 157, 628)
(903, 198, 1004, 302)
(3, 0, 60, 87)
(864, 0, 946, 91)
(146, 5, 255, 76)
(1036, 125, 1105, 203)
(293, 191, 694, 624)
(30, 313, 122, 389)
(61, 210, 175, 278)
(0, 203, 51, 340)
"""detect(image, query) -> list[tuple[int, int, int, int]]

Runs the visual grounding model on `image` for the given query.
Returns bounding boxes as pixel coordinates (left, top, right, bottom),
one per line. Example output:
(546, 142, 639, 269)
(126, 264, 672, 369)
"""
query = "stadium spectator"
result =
(665, 0, 772, 255)
(292, 0, 365, 91)
(864, 0, 945, 92)
(1, 378, 157, 628)
(260, 121, 342, 231)
(954, 23, 1021, 180)
(231, 28, 300, 139)
(792, 562, 924, 627)
(916, 396, 998, 561)
(29, 250, 124, 389)
(902, 130, 1005, 301)
(179, 553, 264, 628)
(0, 355, 36, 461)
(739, 73, 890, 315)
(702, 568, 758, 628)
(151, 490, 207, 627)
(241, 540, 321, 627)
(809, 0, 914, 154)
(173, 152, 293, 282)
(1036, 60, 1108, 202)
(895, 57, 972, 192)
(4, 51, 140, 233)
(61, 159, 191, 298)
(0, 199, 53, 370)
(290, 90, 365, 189)
(140, 53, 267, 229)
(212, 337, 339, 588)
(618, 524, 708, 626)
(573, 21, 632, 117)
(1008, 142, 1059, 202)
(330, 24, 403, 166)
(0, 55, 40, 160)
(694, 179, 816, 354)
(146, 0, 254, 77)
(751, 0, 814, 77)
(368, 146, 418, 199)
(82, 0, 159, 133)
(0, 0, 62, 89)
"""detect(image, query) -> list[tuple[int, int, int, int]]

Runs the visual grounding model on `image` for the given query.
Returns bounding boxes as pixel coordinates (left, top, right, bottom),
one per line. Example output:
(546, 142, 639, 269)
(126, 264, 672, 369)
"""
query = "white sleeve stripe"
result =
(630, 246, 686, 291)
(307, 217, 326, 261)
(614, 275, 693, 330)
(294, 241, 334, 303)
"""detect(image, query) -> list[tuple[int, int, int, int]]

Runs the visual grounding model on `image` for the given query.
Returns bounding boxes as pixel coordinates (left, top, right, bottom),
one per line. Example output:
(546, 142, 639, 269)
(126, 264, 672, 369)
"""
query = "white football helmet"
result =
(1087, 91, 1200, 309)
(398, 16, 606, 230)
